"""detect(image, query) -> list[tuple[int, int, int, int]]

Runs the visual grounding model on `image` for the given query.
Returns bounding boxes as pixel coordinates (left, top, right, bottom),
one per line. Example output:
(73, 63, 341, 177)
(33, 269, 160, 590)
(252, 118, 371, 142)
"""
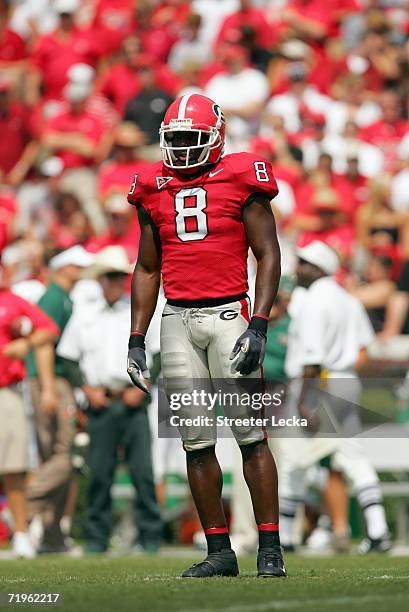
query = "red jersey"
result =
(128, 153, 278, 301)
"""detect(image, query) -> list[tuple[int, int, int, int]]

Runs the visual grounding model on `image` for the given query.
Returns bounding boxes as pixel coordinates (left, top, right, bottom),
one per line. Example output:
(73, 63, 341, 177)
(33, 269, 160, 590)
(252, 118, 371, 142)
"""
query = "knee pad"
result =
(185, 444, 216, 461)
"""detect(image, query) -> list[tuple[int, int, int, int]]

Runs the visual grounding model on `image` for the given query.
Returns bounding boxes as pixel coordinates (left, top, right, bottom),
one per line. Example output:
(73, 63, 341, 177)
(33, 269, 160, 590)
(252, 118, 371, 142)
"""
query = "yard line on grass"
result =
(366, 575, 409, 580)
(180, 593, 408, 612)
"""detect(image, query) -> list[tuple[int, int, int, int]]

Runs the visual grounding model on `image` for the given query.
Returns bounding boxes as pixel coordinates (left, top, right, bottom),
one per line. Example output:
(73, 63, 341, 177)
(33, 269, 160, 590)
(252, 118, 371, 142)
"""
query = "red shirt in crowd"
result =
(99, 64, 142, 114)
(273, 162, 304, 193)
(151, 2, 191, 28)
(294, 175, 360, 220)
(285, 0, 332, 37)
(297, 224, 355, 256)
(45, 109, 105, 169)
(293, 176, 358, 255)
(99, 62, 180, 113)
(0, 290, 58, 387)
(359, 119, 409, 171)
(308, 52, 347, 95)
(92, 0, 137, 37)
(0, 27, 26, 64)
(332, 173, 368, 221)
(140, 25, 179, 64)
(90, 0, 138, 54)
(0, 191, 17, 251)
(86, 224, 140, 262)
(0, 102, 31, 174)
(98, 160, 145, 199)
(31, 28, 107, 99)
(215, 7, 277, 50)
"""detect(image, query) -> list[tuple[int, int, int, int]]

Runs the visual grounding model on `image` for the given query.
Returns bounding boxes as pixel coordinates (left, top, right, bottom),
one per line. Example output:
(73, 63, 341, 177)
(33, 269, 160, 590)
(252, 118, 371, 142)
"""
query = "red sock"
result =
(204, 526, 231, 554)
(258, 522, 280, 548)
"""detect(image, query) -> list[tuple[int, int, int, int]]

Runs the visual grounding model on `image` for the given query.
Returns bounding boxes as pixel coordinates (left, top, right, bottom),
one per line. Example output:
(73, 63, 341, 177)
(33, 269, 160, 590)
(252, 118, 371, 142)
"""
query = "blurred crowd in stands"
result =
(0, 0, 408, 342)
(0, 0, 409, 557)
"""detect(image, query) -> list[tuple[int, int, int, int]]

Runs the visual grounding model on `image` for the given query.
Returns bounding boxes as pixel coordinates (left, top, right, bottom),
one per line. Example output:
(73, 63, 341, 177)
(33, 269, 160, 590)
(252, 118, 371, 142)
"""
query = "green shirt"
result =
(263, 315, 290, 383)
(26, 282, 73, 378)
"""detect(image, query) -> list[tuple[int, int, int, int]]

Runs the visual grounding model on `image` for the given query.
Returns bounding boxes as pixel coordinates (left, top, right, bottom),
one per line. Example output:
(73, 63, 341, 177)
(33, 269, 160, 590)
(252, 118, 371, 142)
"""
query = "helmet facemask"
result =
(159, 121, 222, 170)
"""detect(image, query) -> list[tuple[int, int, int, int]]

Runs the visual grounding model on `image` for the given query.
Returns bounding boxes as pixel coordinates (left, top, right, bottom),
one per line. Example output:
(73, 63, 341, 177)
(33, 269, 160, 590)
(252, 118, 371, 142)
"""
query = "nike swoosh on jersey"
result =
(208, 168, 224, 178)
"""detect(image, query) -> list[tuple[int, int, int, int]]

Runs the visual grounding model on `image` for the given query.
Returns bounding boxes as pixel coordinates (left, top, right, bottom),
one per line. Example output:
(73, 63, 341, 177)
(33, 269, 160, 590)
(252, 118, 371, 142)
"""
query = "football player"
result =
(127, 94, 285, 578)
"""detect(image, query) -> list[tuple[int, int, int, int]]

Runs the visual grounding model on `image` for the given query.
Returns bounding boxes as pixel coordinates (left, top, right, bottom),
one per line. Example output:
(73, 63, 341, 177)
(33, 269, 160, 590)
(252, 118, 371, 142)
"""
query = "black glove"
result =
(127, 333, 150, 394)
(229, 316, 267, 376)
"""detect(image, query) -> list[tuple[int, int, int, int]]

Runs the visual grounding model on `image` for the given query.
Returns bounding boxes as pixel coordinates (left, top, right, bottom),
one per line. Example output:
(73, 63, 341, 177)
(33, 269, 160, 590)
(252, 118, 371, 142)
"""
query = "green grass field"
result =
(0, 554, 408, 612)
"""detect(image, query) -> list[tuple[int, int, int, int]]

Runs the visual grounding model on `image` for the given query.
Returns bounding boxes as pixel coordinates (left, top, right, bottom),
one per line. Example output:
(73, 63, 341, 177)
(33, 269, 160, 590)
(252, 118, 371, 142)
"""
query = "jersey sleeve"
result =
(230, 152, 279, 203)
(126, 165, 157, 218)
(127, 171, 144, 209)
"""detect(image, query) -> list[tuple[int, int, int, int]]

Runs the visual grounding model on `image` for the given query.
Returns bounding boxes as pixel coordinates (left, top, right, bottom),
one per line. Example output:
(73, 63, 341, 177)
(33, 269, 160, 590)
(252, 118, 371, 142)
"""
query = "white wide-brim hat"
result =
(296, 241, 340, 276)
(82, 246, 133, 279)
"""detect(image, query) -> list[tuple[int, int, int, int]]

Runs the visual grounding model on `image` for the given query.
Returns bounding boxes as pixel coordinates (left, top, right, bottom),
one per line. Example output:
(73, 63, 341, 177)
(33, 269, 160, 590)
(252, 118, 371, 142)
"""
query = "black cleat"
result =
(181, 548, 239, 578)
(257, 546, 287, 578)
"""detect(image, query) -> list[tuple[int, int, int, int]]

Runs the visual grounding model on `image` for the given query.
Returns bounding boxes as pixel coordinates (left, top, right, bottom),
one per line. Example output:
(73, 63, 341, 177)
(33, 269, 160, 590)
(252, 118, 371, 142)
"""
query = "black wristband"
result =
(129, 333, 145, 349)
(248, 316, 268, 334)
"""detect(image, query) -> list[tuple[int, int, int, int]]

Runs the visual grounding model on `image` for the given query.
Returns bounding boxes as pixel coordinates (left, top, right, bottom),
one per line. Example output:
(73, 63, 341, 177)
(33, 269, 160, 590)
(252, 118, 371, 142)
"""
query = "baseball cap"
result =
(49, 246, 95, 270)
(67, 63, 95, 84)
(64, 82, 91, 103)
(280, 40, 310, 60)
(40, 156, 64, 177)
(296, 241, 340, 275)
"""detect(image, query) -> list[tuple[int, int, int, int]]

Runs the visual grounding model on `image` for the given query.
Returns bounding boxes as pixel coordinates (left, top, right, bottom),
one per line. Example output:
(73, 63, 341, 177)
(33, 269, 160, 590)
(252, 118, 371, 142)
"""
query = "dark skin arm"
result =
(243, 194, 281, 317)
(130, 206, 162, 335)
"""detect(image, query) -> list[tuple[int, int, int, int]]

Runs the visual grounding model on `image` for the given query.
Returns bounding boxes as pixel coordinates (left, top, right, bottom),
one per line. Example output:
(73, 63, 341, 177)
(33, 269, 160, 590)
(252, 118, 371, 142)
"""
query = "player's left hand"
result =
(230, 325, 266, 376)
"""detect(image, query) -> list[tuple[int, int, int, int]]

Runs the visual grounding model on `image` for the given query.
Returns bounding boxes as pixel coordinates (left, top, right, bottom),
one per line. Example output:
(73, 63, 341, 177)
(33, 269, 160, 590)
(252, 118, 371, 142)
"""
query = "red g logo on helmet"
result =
(159, 94, 226, 171)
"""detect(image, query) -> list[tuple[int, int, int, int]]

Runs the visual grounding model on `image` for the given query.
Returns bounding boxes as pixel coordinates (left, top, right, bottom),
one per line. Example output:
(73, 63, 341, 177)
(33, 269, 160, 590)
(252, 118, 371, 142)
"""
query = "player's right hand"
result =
(127, 333, 150, 394)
